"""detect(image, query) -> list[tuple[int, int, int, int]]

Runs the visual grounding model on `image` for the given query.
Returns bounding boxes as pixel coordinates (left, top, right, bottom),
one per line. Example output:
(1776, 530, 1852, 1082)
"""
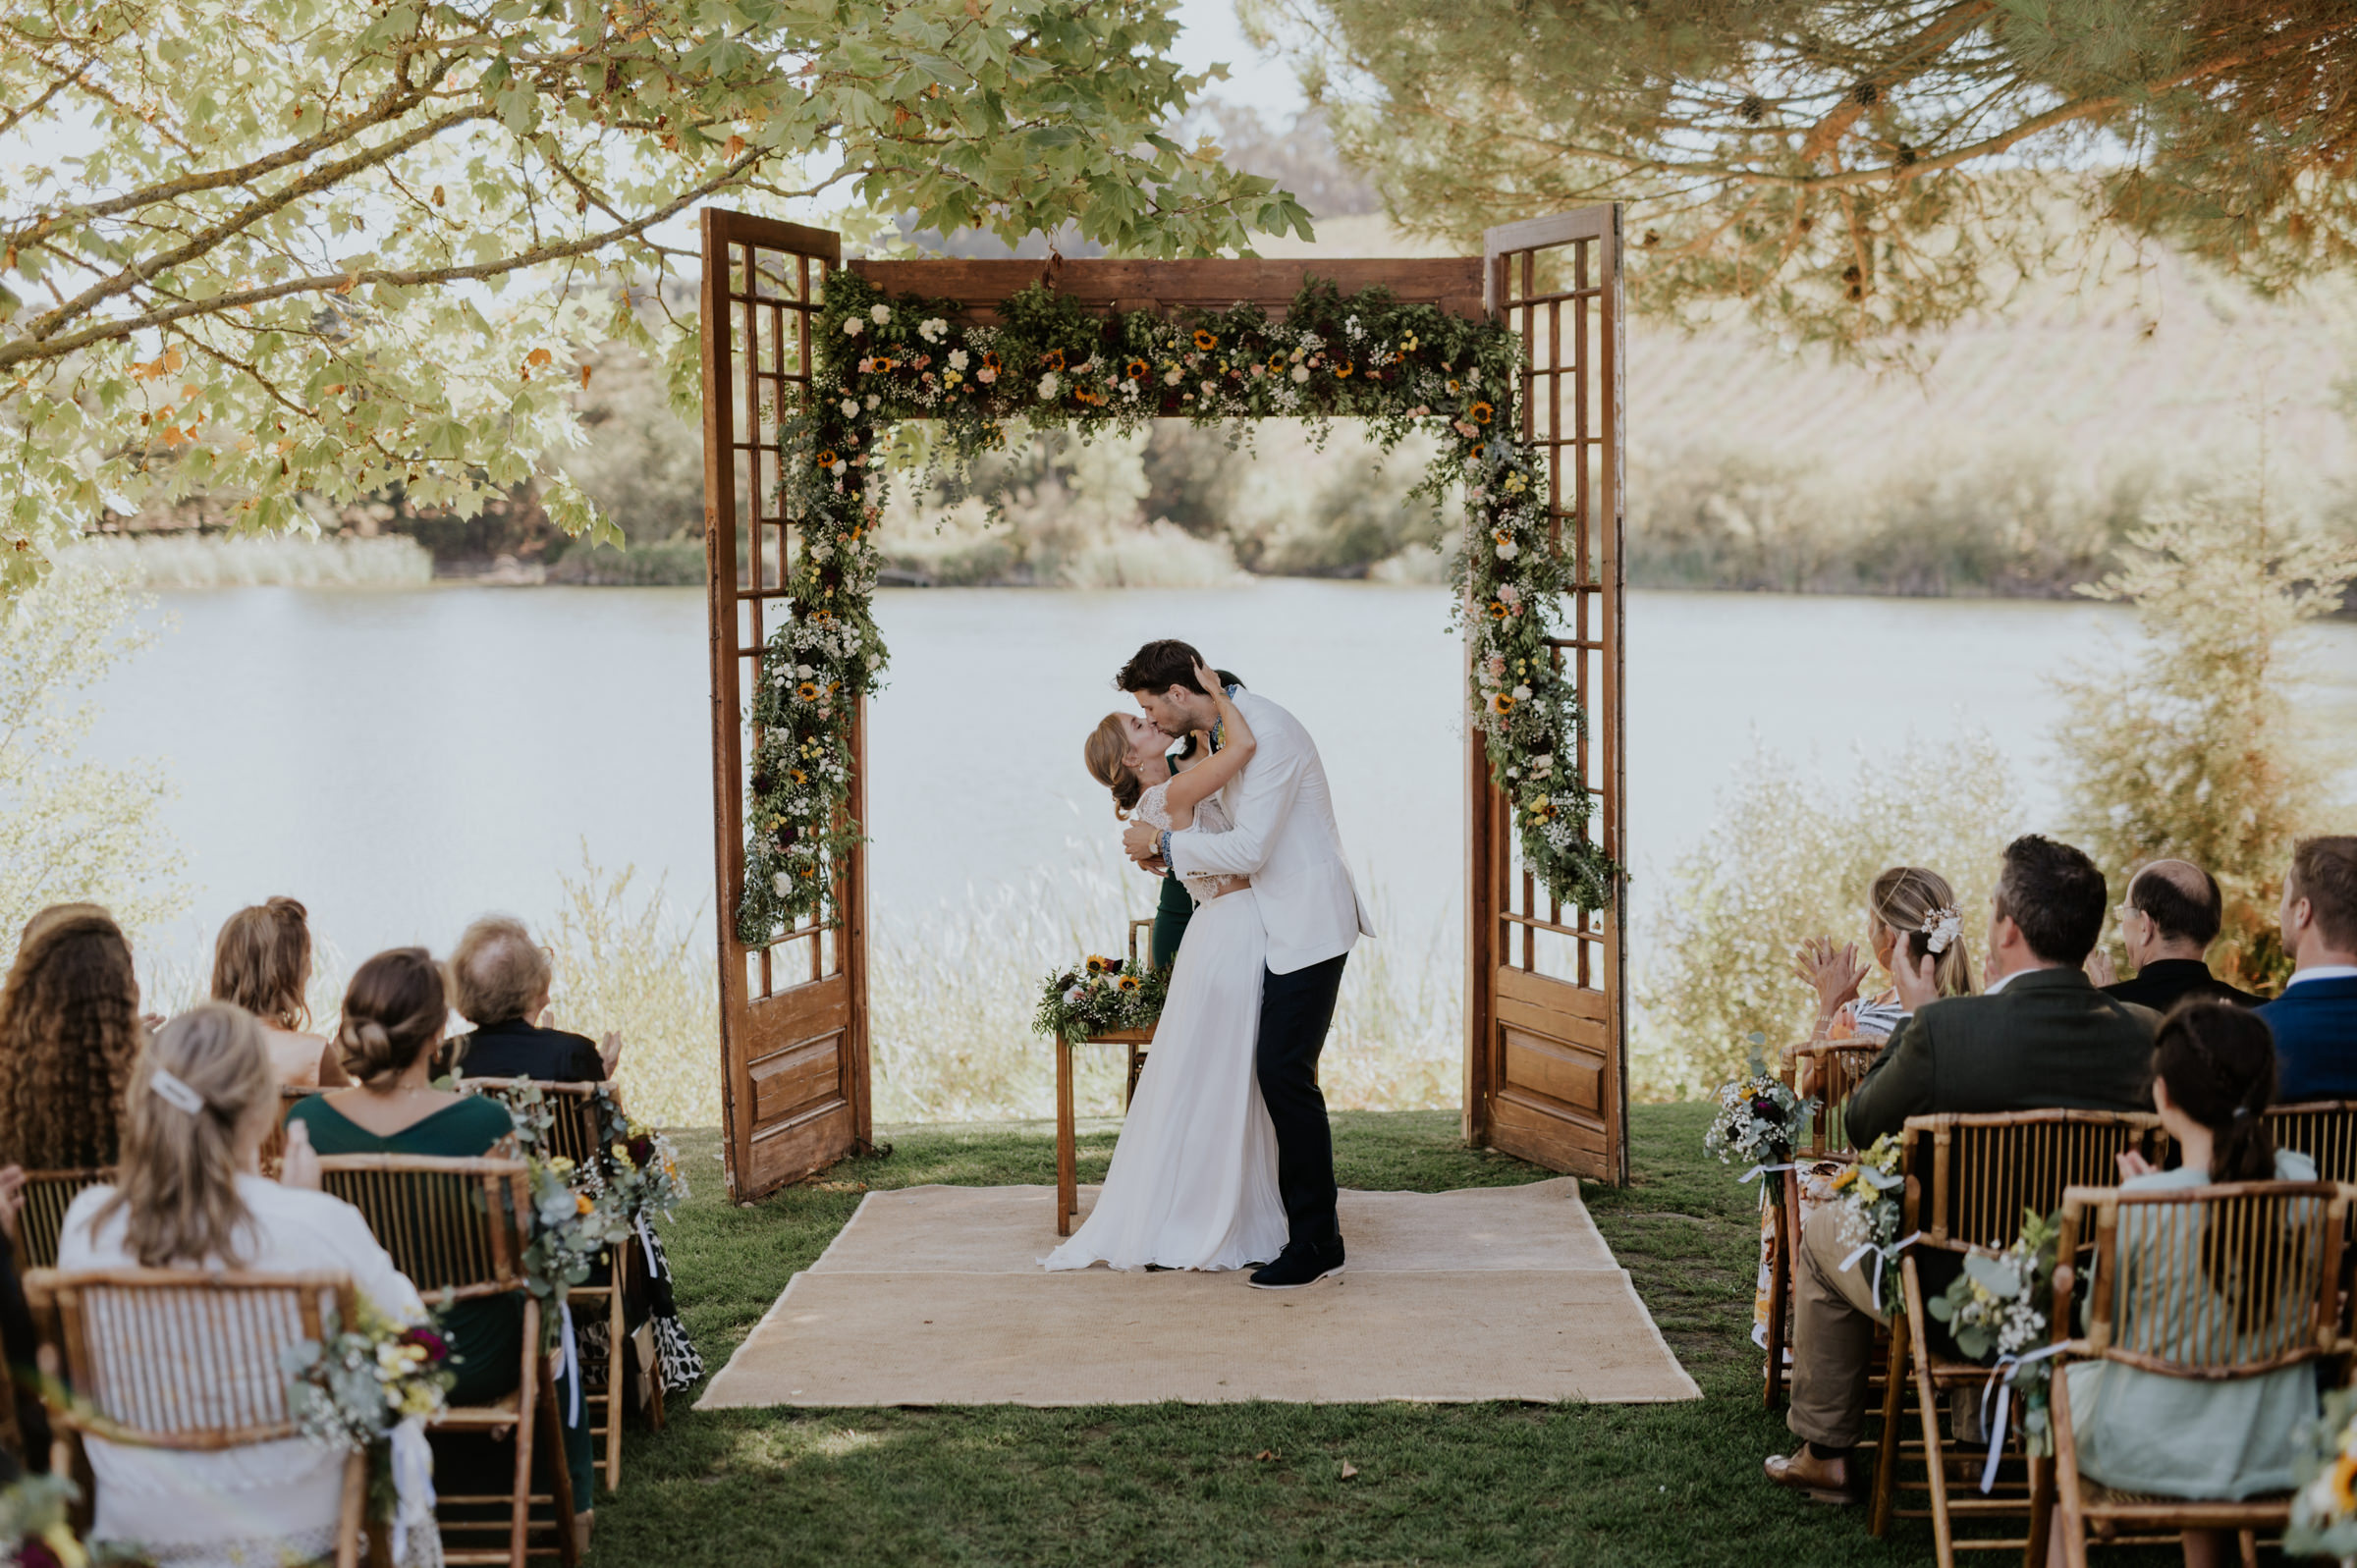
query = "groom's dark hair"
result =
(1115, 640, 1211, 696)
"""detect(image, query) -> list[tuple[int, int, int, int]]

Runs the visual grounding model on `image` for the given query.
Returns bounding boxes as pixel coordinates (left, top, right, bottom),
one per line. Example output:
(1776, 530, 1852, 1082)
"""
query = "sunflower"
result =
(788, 767, 807, 785)
(1117, 974, 1140, 993)
(1490, 691, 1516, 715)
(1470, 401, 1494, 424)
(1267, 353, 1287, 373)
(1486, 601, 1508, 620)
(1125, 358, 1150, 379)
(1469, 443, 1485, 460)
(982, 350, 1002, 371)
(1446, 378, 1460, 394)
(872, 356, 897, 373)
(1193, 328, 1218, 351)
(1333, 360, 1354, 378)
(1084, 954, 1114, 976)
(814, 449, 837, 468)
(1042, 348, 1067, 371)
(795, 680, 821, 701)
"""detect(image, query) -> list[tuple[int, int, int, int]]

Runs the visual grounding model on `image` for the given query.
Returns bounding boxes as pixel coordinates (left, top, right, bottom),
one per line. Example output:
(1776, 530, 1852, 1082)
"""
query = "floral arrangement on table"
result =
(1827, 1132, 1910, 1314)
(733, 268, 1621, 944)
(282, 1300, 455, 1538)
(1032, 951, 1170, 1046)
(1703, 1035, 1819, 1194)
(2290, 1387, 2357, 1561)
(1928, 1210, 2062, 1468)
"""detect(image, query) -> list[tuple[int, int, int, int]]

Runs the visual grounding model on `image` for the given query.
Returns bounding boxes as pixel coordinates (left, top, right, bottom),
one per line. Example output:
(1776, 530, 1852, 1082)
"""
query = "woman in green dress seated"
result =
(288, 947, 597, 1546)
(2053, 1000, 2318, 1568)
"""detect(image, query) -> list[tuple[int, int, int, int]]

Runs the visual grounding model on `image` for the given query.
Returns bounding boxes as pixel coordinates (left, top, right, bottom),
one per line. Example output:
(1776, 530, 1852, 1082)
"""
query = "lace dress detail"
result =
(1134, 783, 1235, 905)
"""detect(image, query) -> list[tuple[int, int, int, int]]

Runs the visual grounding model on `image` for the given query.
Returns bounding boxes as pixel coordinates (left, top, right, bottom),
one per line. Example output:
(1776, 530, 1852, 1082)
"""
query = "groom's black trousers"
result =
(1256, 951, 1348, 1251)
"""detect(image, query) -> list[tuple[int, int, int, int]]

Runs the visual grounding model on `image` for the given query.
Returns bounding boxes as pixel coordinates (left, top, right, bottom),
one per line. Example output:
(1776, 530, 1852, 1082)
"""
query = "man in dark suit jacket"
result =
(2092, 858, 2262, 1012)
(445, 914, 622, 1083)
(1767, 836, 2156, 1506)
(2259, 836, 2357, 1102)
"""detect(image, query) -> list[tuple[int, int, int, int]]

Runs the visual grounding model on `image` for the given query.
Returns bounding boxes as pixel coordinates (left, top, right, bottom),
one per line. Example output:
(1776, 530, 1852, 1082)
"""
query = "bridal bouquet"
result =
(2290, 1388, 2357, 1561)
(1032, 952, 1168, 1045)
(1928, 1210, 2062, 1460)
(1702, 1036, 1817, 1192)
(1828, 1133, 1910, 1314)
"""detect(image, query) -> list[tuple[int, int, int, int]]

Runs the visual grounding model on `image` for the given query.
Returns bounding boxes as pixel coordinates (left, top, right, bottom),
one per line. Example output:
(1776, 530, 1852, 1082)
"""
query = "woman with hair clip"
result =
(1751, 868, 1978, 1350)
(286, 948, 597, 1546)
(2049, 1001, 2318, 1568)
(57, 1002, 440, 1566)
(211, 896, 349, 1088)
(0, 903, 148, 1172)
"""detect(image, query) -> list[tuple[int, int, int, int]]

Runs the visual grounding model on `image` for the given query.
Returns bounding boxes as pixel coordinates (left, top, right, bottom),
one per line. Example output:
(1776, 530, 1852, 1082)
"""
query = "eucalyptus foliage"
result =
(1246, 0, 2357, 352)
(0, 0, 1311, 592)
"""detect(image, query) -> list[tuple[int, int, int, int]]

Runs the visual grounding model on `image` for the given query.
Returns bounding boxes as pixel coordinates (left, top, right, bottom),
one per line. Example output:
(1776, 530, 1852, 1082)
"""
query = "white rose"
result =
(1496, 539, 1519, 560)
(1164, 368, 1182, 386)
(795, 663, 814, 678)
(843, 318, 862, 337)
(1200, 380, 1215, 397)
(922, 316, 947, 339)
(869, 303, 891, 324)
(1064, 986, 1085, 1004)
(1288, 365, 1309, 383)
(1511, 684, 1531, 701)
(948, 349, 969, 370)
(841, 398, 858, 416)
(864, 394, 879, 409)
(1038, 372, 1060, 398)
(773, 872, 791, 894)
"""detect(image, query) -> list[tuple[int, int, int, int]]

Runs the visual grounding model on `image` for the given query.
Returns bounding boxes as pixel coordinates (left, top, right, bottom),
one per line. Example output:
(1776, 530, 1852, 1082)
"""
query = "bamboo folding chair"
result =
(1868, 1109, 2166, 1566)
(2265, 1101, 2357, 1184)
(457, 1077, 650, 1492)
(2032, 1179, 2350, 1568)
(318, 1155, 576, 1568)
(21, 1268, 369, 1568)
(14, 1170, 111, 1271)
(1763, 1040, 1882, 1410)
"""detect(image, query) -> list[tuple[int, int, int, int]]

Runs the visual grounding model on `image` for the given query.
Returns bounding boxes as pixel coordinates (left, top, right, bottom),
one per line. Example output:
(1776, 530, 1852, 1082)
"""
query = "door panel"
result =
(1466, 205, 1629, 1183)
(699, 209, 871, 1202)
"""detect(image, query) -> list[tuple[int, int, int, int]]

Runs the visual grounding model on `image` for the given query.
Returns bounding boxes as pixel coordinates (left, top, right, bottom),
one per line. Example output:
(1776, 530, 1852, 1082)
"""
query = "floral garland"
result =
(733, 270, 1621, 944)
(1032, 950, 1170, 1046)
(282, 1299, 455, 1542)
(1828, 1132, 1911, 1314)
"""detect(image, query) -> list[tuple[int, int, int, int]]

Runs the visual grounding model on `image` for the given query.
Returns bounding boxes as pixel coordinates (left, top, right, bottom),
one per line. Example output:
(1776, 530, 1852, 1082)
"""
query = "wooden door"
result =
(699, 209, 871, 1202)
(1465, 205, 1628, 1183)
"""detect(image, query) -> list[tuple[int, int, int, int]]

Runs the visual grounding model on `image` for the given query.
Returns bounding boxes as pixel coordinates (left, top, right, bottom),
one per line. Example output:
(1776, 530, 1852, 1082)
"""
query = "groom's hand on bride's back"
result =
(1123, 818, 1162, 866)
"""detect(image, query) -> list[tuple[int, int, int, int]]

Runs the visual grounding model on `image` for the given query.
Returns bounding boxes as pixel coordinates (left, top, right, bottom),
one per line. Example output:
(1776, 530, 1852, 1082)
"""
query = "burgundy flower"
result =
(402, 1325, 451, 1363)
(628, 1135, 656, 1168)
(19, 1540, 64, 1568)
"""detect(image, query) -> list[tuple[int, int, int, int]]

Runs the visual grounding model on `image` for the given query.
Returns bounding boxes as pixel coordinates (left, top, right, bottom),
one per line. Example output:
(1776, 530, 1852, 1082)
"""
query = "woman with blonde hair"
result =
(1751, 866, 1979, 1350)
(210, 896, 348, 1088)
(0, 903, 145, 1170)
(57, 1002, 439, 1565)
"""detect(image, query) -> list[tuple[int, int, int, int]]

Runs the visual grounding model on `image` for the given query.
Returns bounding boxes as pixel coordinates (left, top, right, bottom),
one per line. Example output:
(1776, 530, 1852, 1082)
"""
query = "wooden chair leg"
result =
(1055, 1044, 1076, 1237)
(336, 1447, 366, 1568)
(2022, 1454, 2053, 1568)
(1869, 1310, 1910, 1539)
(2052, 1356, 2087, 1568)
(1902, 1264, 1954, 1568)
(538, 1361, 580, 1568)
(604, 1273, 625, 1491)
(510, 1301, 539, 1568)
(1764, 1180, 1792, 1410)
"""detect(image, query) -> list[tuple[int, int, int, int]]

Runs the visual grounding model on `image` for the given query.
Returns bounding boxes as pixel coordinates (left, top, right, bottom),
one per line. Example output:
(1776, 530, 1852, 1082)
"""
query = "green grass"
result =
(587, 1108, 2160, 1566)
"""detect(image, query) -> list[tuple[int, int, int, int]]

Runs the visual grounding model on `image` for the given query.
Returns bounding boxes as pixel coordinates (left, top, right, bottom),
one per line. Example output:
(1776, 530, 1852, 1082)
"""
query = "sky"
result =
(1166, 0, 1308, 119)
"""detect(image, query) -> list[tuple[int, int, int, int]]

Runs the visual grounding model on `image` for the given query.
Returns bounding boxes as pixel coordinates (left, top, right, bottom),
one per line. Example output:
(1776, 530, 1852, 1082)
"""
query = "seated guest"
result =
(58, 1002, 438, 1564)
(1765, 835, 2157, 1505)
(1757, 866, 1976, 1345)
(290, 947, 596, 1536)
(2052, 1001, 2317, 1568)
(445, 915, 621, 1083)
(0, 1170, 49, 1476)
(2258, 835, 2357, 1102)
(0, 904, 145, 1169)
(2090, 859, 2261, 1010)
(210, 896, 351, 1088)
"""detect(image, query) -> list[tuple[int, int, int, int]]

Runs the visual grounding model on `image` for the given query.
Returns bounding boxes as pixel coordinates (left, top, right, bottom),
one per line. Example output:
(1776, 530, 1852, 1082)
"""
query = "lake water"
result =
(85, 582, 2357, 980)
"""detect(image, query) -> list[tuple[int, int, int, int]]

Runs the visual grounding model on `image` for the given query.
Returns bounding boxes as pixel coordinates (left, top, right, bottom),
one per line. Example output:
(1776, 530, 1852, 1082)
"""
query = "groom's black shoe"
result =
(1247, 1238, 1344, 1290)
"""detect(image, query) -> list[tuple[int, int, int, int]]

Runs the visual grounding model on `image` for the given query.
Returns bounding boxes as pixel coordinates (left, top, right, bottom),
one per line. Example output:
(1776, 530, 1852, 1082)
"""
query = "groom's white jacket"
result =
(1166, 689, 1375, 975)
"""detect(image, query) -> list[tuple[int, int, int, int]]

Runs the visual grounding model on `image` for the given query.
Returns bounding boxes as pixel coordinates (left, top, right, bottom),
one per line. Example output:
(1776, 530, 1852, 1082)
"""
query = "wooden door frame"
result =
(700, 212, 1626, 1199)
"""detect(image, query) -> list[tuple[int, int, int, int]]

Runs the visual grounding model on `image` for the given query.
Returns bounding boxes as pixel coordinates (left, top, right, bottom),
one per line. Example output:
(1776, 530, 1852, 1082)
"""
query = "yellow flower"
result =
(795, 680, 820, 701)
(1042, 348, 1067, 371)
(576, 1192, 595, 1216)
(1489, 691, 1515, 715)
(1446, 378, 1460, 394)
(1193, 329, 1218, 350)
(1470, 401, 1494, 424)
(42, 1525, 87, 1568)
(2333, 1452, 2357, 1511)
(814, 449, 837, 469)
(1333, 360, 1353, 378)
(1118, 974, 1139, 992)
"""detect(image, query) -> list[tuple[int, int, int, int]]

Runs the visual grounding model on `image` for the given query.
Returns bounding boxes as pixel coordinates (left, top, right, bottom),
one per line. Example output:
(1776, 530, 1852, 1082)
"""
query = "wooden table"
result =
(1055, 1026, 1153, 1237)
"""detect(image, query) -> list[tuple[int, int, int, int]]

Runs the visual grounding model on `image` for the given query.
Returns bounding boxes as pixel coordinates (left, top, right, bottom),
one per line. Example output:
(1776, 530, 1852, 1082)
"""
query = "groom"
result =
(1116, 639, 1375, 1288)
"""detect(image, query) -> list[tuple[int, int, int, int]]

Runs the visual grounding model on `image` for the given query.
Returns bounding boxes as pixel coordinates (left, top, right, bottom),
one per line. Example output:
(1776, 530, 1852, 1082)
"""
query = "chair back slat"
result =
(1905, 1109, 2165, 1252)
(459, 1078, 619, 1179)
(17, 1169, 111, 1271)
(2266, 1101, 2357, 1184)
(23, 1269, 354, 1449)
(316, 1156, 531, 1299)
(1794, 1043, 1880, 1160)
(2061, 1181, 2347, 1379)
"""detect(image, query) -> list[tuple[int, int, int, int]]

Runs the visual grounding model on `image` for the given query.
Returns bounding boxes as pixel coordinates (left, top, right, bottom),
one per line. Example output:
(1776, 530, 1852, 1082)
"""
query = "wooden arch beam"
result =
(847, 256, 1487, 326)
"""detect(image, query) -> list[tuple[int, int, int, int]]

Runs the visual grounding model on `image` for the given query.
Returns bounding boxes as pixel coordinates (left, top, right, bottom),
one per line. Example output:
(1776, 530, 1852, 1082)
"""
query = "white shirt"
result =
(2285, 964, 2357, 988)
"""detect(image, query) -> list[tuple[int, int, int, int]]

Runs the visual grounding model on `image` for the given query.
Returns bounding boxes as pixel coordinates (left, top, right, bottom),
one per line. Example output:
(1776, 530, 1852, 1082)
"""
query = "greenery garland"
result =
(735, 270, 1620, 944)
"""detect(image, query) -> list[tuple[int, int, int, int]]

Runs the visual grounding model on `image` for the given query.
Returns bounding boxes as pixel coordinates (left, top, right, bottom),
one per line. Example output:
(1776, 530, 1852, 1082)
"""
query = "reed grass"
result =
(542, 846, 723, 1129)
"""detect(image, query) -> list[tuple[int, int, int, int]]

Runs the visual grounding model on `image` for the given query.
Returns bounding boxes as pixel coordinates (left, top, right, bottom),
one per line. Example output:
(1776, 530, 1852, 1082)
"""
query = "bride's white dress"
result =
(1044, 782, 1289, 1271)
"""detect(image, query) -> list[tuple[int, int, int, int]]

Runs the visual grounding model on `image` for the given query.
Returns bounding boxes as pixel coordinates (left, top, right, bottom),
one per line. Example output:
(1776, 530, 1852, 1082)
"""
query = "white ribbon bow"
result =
(1738, 1162, 1800, 1185)
(1976, 1343, 2068, 1494)
(389, 1418, 437, 1564)
(1837, 1230, 1922, 1311)
(560, 1301, 581, 1427)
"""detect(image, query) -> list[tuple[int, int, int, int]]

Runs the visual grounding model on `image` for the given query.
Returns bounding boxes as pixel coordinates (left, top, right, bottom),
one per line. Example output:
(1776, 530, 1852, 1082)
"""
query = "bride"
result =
(1049, 664, 1288, 1271)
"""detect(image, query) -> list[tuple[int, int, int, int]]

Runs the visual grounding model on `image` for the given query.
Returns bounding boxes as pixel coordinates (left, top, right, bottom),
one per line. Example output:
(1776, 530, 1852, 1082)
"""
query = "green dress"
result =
(289, 1093, 596, 1506)
(2060, 1149, 2320, 1499)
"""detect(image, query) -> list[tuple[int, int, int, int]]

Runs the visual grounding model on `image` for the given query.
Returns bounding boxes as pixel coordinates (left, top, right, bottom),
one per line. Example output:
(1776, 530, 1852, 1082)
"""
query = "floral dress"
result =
(1752, 990, 1897, 1349)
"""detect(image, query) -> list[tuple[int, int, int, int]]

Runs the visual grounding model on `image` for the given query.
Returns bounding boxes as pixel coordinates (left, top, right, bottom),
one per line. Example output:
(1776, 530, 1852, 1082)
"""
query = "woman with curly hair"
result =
(0, 903, 145, 1169)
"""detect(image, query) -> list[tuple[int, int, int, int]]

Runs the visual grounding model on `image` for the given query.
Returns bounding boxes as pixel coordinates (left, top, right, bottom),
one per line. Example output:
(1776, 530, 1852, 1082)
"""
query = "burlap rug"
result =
(699, 1179, 1699, 1408)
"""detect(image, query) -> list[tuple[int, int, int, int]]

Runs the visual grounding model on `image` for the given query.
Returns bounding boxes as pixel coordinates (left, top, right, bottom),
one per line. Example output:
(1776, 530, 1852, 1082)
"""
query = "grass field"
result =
(587, 1108, 2171, 1566)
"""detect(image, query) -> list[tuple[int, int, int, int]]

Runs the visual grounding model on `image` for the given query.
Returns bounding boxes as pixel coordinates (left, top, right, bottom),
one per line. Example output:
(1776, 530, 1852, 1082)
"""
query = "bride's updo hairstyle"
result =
(1085, 713, 1144, 818)
(1870, 866, 1976, 997)
(336, 946, 448, 1087)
